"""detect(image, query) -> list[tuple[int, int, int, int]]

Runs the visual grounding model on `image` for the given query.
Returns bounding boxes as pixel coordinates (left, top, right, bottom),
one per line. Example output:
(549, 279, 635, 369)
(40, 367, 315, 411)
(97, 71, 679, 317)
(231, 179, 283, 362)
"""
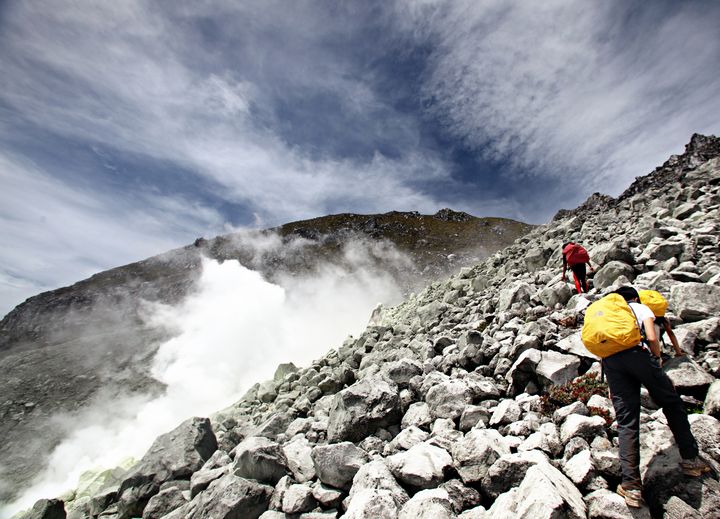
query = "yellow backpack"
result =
(638, 289, 668, 317)
(581, 293, 642, 358)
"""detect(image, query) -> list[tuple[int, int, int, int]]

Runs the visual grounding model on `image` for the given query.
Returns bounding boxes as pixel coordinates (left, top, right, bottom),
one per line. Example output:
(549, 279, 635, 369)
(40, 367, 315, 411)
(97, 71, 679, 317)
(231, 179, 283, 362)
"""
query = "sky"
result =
(1, 0, 719, 316)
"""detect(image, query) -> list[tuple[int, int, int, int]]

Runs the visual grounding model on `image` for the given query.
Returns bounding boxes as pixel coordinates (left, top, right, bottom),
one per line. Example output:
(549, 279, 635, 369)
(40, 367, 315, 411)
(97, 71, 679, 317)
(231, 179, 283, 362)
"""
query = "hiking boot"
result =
(617, 484, 645, 508)
(681, 456, 712, 477)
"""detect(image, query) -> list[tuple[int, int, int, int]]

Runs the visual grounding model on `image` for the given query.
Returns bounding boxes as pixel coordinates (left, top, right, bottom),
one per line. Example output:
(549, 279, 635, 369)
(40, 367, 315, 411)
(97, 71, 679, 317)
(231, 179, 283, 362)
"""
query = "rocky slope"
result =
(0, 210, 531, 503)
(17, 134, 720, 519)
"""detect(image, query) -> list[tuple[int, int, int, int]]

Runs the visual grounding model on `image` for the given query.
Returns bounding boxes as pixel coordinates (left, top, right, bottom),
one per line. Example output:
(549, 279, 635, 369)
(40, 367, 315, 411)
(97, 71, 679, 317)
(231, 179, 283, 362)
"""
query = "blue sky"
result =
(1, 0, 719, 316)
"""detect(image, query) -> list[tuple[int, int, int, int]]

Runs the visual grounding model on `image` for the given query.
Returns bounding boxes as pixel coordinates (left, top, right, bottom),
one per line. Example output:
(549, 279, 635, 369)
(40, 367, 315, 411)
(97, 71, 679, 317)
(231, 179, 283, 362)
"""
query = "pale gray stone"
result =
(185, 475, 272, 519)
(232, 437, 289, 485)
(670, 282, 720, 321)
(584, 489, 650, 519)
(563, 450, 595, 486)
(401, 402, 433, 430)
(398, 488, 455, 519)
(386, 442, 452, 489)
(452, 428, 510, 484)
(426, 379, 472, 420)
(282, 436, 316, 483)
(311, 442, 368, 489)
(704, 380, 720, 419)
(349, 459, 409, 509)
(560, 414, 607, 444)
(281, 484, 316, 514)
(481, 450, 547, 499)
(343, 489, 399, 519)
(517, 422, 562, 457)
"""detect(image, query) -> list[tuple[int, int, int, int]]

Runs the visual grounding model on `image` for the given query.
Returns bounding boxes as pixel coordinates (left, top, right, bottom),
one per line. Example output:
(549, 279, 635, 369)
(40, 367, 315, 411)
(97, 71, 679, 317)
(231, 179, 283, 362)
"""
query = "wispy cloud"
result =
(401, 0, 720, 192)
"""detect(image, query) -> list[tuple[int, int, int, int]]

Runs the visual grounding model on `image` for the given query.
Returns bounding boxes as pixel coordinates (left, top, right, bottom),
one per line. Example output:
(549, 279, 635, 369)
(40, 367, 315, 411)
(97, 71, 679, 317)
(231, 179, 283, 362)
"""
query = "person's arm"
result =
(587, 260, 594, 273)
(664, 320, 685, 356)
(643, 317, 661, 359)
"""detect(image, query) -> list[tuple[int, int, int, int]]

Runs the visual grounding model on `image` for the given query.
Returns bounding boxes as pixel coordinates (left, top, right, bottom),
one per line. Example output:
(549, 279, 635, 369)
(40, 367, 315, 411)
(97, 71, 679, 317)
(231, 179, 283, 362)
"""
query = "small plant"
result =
(588, 406, 613, 426)
(540, 372, 609, 416)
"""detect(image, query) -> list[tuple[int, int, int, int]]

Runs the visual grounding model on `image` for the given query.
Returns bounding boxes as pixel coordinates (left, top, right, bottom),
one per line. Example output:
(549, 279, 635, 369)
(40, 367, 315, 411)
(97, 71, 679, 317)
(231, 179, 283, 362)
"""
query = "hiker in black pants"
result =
(606, 286, 710, 508)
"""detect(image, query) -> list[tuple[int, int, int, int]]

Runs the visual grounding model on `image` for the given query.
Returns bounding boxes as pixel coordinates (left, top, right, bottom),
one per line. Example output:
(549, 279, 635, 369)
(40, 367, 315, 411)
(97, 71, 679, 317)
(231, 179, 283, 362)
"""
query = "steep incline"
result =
(18, 134, 720, 518)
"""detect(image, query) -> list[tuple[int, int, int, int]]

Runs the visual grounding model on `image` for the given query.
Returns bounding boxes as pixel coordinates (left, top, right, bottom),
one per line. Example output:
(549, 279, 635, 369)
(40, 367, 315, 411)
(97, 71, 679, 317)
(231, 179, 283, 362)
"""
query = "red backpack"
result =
(563, 243, 589, 265)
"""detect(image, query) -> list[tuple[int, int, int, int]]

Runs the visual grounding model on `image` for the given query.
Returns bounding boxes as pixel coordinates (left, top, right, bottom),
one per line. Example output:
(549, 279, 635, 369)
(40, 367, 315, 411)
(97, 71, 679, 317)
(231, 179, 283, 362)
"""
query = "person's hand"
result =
(675, 350, 686, 357)
(589, 265, 595, 272)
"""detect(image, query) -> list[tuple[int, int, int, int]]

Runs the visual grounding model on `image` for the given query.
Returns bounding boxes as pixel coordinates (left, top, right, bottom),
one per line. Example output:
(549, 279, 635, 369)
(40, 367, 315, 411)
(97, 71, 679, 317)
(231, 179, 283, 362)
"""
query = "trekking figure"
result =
(561, 242, 594, 293)
(638, 289, 686, 358)
(582, 286, 710, 508)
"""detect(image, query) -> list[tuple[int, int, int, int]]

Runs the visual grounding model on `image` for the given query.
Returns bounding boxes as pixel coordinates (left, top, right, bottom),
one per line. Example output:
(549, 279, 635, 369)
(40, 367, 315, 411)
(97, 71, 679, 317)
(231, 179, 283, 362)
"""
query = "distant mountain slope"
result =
(0, 209, 532, 501)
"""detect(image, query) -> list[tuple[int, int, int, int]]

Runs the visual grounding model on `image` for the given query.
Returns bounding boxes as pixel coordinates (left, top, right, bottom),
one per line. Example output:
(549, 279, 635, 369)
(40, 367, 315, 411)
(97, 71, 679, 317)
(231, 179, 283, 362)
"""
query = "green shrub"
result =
(540, 372, 609, 417)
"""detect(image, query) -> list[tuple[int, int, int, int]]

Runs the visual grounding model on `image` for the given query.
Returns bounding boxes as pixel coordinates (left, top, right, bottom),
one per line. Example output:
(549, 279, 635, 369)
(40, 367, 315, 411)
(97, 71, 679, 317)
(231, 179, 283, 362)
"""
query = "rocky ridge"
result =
(18, 134, 720, 518)
(0, 210, 531, 501)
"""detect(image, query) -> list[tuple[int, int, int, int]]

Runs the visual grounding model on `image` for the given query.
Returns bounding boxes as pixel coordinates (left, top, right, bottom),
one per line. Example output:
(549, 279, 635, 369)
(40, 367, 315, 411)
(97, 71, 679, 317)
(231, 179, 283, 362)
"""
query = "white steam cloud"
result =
(1, 244, 406, 518)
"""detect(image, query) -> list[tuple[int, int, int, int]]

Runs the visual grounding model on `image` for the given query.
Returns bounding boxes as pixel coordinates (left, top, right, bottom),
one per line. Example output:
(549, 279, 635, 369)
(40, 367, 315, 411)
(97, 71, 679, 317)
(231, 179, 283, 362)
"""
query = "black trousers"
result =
(570, 263, 588, 293)
(603, 346, 699, 490)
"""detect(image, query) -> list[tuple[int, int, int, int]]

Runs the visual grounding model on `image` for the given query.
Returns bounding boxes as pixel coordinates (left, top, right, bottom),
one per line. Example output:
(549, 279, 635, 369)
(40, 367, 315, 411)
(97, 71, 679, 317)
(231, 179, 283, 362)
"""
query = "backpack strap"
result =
(627, 304, 647, 347)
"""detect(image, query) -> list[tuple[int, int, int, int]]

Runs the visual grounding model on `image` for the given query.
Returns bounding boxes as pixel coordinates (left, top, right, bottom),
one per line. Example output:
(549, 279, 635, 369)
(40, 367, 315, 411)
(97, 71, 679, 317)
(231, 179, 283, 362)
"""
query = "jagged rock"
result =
(688, 414, 720, 463)
(560, 414, 606, 443)
(538, 282, 573, 308)
(440, 479, 481, 514)
(554, 333, 598, 360)
(312, 481, 344, 508)
(117, 417, 217, 518)
(21, 499, 66, 519)
(232, 436, 289, 485)
(401, 402, 433, 430)
(282, 436, 316, 483)
(142, 486, 187, 519)
(383, 425, 429, 455)
(663, 356, 715, 398)
(326, 377, 400, 442)
(517, 422, 562, 457)
(381, 359, 423, 389)
(451, 428, 510, 484)
(425, 379, 472, 420)
(343, 489, 399, 519)
(553, 402, 589, 424)
(281, 484, 316, 514)
(484, 461, 586, 519)
(398, 488, 455, 519)
(671, 282, 720, 321)
(184, 474, 272, 519)
(590, 438, 621, 479)
(584, 489, 651, 518)
(190, 450, 232, 498)
(563, 449, 595, 486)
(311, 442, 368, 489)
(586, 394, 614, 419)
(489, 399, 521, 427)
(348, 459, 409, 509)
(663, 496, 703, 519)
(593, 261, 635, 289)
(498, 282, 533, 312)
(590, 242, 634, 266)
(386, 442, 452, 489)
(507, 348, 581, 395)
(704, 380, 720, 418)
(481, 449, 547, 499)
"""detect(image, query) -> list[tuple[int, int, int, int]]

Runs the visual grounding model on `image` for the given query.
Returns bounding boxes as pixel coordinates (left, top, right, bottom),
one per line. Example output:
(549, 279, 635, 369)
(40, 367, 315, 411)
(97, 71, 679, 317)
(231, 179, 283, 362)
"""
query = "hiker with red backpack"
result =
(561, 242, 594, 293)
(582, 286, 710, 508)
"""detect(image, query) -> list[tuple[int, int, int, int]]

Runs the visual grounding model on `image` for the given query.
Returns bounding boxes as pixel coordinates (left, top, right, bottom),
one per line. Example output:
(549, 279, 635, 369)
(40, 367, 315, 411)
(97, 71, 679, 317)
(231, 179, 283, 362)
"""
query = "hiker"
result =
(561, 242, 594, 293)
(605, 286, 709, 507)
(638, 289, 686, 358)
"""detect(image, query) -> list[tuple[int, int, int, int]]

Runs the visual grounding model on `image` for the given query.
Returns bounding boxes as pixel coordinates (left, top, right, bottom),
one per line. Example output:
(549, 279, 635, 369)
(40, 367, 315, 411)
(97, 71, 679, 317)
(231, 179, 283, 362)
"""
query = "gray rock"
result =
(555, 333, 599, 361)
(383, 425, 429, 455)
(312, 482, 344, 508)
(584, 489, 651, 518)
(343, 489, 399, 519)
(563, 449, 595, 486)
(117, 417, 217, 518)
(452, 428, 510, 484)
(590, 242, 634, 266)
(349, 459, 409, 509)
(506, 349, 581, 395)
(459, 405, 490, 432)
(484, 461, 586, 519)
(386, 442, 452, 489)
(517, 422, 562, 457)
(282, 484, 316, 514)
(489, 399, 521, 427)
(688, 414, 720, 463)
(381, 359, 423, 389)
(538, 282, 573, 308)
(326, 377, 400, 442)
(663, 496, 703, 519)
(142, 486, 187, 519)
(670, 282, 720, 321)
(525, 247, 551, 272)
(311, 442, 368, 489)
(704, 380, 720, 419)
(398, 488, 455, 519)
(232, 436, 289, 485)
(401, 402, 433, 430)
(663, 356, 715, 398)
(440, 479, 481, 514)
(185, 475, 272, 519)
(481, 450, 547, 499)
(282, 436, 316, 483)
(21, 499, 66, 519)
(552, 401, 588, 425)
(498, 282, 533, 312)
(593, 261, 636, 290)
(426, 379, 472, 420)
(560, 415, 607, 444)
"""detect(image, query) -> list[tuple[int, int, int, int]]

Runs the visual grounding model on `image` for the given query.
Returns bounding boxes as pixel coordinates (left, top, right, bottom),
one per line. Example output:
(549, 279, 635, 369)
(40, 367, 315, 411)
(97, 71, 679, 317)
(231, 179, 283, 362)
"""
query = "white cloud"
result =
(402, 0, 720, 193)
(0, 153, 227, 316)
(0, 249, 406, 517)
